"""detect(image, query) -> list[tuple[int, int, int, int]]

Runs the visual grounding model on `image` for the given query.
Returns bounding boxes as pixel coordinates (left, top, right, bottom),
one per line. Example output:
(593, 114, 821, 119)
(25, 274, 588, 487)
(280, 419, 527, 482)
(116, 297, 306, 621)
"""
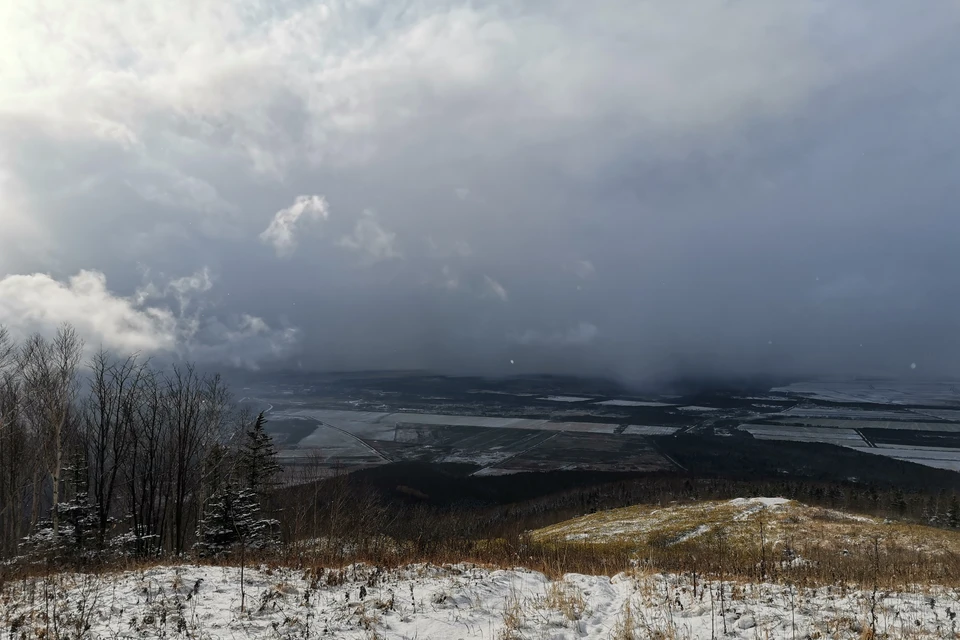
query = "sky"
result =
(2, 0, 960, 385)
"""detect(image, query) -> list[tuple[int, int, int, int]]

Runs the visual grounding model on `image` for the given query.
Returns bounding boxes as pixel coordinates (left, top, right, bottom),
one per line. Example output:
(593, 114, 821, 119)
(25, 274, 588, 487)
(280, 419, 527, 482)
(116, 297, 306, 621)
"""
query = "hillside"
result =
(533, 497, 960, 588)
(533, 496, 960, 555)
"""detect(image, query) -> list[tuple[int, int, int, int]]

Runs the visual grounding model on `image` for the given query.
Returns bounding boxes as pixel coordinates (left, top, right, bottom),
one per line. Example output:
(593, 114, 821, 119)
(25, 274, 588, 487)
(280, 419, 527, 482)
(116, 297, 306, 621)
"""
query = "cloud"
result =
(260, 195, 330, 257)
(0, 271, 177, 353)
(338, 210, 401, 264)
(2, 1, 960, 379)
(183, 314, 300, 370)
(511, 322, 599, 347)
(483, 275, 508, 302)
(0, 269, 298, 368)
(127, 166, 237, 219)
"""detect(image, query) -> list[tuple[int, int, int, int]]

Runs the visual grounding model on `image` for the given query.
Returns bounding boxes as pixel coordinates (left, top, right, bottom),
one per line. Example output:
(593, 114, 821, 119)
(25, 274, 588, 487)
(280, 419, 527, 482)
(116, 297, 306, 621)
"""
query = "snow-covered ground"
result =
(538, 395, 592, 403)
(594, 399, 675, 407)
(3, 563, 959, 639)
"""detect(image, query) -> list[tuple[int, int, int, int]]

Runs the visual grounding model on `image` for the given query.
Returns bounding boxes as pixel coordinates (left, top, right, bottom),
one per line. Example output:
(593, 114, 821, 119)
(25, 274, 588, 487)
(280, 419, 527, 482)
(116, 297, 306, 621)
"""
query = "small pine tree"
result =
(893, 489, 908, 517)
(195, 412, 282, 558)
(923, 495, 939, 526)
(827, 486, 844, 508)
(195, 482, 279, 557)
(240, 412, 281, 499)
(23, 449, 99, 561)
(947, 495, 960, 529)
(61, 449, 99, 547)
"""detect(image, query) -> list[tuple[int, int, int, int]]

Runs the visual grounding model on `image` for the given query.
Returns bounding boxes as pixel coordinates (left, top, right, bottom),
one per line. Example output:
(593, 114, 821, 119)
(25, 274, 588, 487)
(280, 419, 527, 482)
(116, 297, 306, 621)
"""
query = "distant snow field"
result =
(622, 425, 680, 436)
(4, 563, 957, 639)
(539, 395, 593, 402)
(594, 399, 675, 407)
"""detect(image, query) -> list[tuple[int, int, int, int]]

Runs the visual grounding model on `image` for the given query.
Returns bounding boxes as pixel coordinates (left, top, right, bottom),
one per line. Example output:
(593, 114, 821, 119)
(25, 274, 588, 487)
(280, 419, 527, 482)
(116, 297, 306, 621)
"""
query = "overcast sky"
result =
(2, 0, 960, 385)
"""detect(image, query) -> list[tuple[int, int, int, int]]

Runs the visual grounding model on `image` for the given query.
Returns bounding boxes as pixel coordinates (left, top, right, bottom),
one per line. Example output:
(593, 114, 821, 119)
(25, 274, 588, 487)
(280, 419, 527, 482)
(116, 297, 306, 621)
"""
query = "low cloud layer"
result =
(0, 269, 295, 369)
(0, 271, 178, 353)
(2, 0, 960, 384)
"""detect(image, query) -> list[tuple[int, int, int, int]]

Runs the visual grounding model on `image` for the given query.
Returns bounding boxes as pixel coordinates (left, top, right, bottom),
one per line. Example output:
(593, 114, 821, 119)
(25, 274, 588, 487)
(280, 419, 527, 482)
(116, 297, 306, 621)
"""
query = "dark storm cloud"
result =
(2, 0, 960, 384)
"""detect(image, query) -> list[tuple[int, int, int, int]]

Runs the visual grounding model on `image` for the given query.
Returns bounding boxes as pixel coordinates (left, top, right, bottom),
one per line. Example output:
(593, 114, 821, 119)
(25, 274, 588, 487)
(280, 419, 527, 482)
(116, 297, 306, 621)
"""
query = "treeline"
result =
(0, 323, 275, 562)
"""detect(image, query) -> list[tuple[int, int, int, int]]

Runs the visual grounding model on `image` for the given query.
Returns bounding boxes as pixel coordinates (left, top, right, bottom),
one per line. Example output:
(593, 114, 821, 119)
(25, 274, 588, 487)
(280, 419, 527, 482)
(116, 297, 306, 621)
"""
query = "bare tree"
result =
(1, 323, 255, 560)
(0, 326, 28, 554)
(125, 368, 172, 556)
(82, 349, 149, 550)
(164, 365, 230, 554)
(17, 324, 83, 536)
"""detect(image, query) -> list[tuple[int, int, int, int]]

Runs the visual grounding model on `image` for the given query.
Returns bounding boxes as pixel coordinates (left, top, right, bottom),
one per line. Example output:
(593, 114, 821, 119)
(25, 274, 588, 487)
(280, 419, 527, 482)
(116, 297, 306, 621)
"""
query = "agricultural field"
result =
(234, 373, 960, 477)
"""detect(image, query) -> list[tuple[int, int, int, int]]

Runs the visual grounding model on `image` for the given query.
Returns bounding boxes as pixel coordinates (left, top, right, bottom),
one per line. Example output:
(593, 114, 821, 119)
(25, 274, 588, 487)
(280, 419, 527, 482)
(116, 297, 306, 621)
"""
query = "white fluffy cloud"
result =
(0, 271, 177, 352)
(0, 269, 296, 367)
(260, 195, 330, 257)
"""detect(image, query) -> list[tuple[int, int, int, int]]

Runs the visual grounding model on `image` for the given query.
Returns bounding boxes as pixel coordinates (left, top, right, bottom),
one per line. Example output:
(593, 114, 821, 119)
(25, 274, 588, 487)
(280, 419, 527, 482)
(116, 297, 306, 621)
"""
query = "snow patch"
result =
(729, 497, 791, 508)
(595, 399, 675, 407)
(2, 564, 957, 639)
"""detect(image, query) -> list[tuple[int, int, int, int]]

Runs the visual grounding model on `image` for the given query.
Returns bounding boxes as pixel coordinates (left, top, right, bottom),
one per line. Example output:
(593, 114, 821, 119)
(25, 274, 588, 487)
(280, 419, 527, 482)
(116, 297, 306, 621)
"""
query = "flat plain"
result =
(234, 373, 960, 477)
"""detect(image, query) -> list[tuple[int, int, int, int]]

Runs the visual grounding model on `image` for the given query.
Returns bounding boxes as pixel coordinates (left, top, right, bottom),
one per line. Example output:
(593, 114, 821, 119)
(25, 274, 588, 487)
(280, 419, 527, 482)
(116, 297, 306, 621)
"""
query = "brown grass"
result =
(5, 497, 960, 598)
(543, 579, 587, 622)
(497, 589, 524, 640)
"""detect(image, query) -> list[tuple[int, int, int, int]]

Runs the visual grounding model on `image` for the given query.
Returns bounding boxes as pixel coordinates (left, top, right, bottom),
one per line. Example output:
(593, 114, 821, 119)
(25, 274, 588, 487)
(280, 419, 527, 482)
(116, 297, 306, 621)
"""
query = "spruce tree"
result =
(23, 448, 99, 560)
(195, 412, 281, 557)
(240, 411, 281, 499)
(948, 495, 960, 529)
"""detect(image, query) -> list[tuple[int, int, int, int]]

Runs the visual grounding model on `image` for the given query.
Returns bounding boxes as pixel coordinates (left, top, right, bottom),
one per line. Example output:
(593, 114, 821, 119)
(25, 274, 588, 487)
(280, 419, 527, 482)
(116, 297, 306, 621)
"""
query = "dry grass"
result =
(5, 498, 960, 598)
(497, 589, 524, 640)
(534, 498, 960, 555)
(543, 578, 588, 622)
(612, 600, 639, 640)
(530, 497, 960, 590)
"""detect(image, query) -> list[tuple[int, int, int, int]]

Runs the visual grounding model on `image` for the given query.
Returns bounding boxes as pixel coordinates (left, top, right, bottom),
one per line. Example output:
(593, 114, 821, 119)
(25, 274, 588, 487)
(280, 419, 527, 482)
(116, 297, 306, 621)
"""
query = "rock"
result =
(738, 615, 756, 630)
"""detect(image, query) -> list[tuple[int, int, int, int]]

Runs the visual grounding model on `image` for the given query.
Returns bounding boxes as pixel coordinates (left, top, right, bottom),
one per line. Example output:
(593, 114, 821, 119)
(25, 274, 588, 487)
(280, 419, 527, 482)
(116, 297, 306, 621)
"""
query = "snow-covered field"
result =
(594, 399, 675, 407)
(538, 396, 592, 403)
(3, 563, 959, 639)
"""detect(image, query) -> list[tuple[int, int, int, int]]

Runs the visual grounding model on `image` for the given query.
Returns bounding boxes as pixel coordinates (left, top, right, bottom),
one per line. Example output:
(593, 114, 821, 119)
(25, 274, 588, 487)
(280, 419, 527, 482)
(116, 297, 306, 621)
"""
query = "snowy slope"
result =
(3, 562, 959, 639)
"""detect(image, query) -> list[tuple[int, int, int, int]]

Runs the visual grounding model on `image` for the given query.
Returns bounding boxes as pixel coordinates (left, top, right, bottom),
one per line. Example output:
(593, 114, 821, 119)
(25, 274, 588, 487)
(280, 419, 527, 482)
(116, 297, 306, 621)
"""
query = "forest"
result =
(0, 323, 278, 561)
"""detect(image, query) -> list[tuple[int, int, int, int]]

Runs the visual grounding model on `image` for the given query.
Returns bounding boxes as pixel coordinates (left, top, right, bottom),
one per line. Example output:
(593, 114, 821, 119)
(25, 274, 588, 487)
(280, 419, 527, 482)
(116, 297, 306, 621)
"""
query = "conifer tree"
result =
(947, 495, 960, 529)
(194, 482, 279, 557)
(240, 411, 281, 500)
(195, 412, 281, 557)
(23, 448, 99, 560)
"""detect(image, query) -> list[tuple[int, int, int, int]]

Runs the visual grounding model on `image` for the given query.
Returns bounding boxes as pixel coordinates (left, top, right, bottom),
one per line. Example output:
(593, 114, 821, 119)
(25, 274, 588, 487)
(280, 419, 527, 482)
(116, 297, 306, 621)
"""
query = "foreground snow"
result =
(3, 563, 959, 639)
